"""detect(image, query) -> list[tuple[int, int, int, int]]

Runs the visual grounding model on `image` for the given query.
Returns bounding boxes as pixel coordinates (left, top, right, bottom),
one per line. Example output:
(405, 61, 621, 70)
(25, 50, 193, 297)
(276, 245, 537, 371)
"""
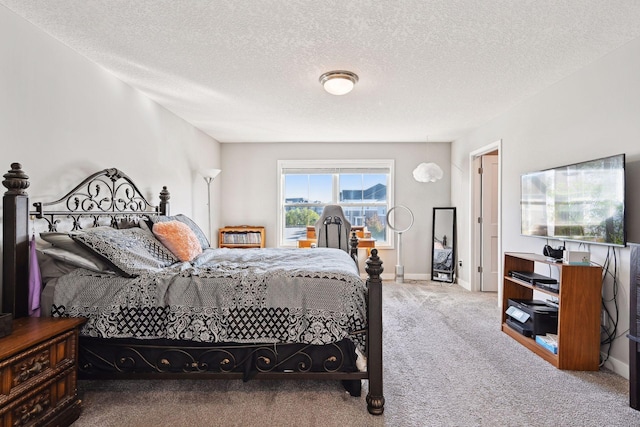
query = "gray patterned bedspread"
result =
(51, 248, 367, 350)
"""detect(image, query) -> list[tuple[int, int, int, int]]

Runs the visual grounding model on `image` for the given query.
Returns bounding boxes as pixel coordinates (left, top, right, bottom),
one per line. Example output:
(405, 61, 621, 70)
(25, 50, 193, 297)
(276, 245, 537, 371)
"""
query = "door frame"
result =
(468, 140, 502, 298)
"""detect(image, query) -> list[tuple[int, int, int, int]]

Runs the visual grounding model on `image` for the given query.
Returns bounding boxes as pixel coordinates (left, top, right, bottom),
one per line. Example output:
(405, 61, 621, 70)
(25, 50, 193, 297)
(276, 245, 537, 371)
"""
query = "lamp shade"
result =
(319, 70, 359, 96)
(201, 168, 221, 180)
(413, 162, 443, 183)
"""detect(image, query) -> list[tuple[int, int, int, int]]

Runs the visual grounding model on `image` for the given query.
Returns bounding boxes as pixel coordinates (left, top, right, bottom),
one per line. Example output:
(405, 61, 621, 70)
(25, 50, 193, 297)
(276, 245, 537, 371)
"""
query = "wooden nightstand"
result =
(0, 317, 86, 427)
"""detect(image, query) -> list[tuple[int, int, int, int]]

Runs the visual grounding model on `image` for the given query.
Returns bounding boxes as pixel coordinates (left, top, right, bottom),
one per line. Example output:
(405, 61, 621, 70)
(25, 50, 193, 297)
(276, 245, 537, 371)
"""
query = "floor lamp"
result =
(386, 205, 414, 284)
(202, 168, 222, 243)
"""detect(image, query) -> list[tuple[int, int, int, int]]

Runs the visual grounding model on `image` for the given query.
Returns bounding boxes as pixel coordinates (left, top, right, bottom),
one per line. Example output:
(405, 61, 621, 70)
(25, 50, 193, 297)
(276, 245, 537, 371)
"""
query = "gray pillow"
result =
(71, 227, 178, 277)
(40, 232, 114, 272)
(39, 246, 116, 274)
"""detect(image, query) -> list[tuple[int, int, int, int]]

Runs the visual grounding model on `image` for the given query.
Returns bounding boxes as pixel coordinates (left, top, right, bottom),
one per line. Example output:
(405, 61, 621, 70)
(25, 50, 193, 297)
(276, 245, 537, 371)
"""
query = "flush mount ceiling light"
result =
(319, 70, 359, 95)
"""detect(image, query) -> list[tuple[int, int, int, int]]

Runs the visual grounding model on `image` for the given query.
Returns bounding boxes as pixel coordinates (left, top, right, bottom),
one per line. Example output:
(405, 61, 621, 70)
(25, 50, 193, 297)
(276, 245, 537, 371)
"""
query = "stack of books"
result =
(535, 333, 558, 354)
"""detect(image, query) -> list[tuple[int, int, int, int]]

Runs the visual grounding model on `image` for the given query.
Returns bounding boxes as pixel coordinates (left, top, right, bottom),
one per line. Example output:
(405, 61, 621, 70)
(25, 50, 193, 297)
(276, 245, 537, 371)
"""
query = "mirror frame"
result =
(431, 207, 456, 283)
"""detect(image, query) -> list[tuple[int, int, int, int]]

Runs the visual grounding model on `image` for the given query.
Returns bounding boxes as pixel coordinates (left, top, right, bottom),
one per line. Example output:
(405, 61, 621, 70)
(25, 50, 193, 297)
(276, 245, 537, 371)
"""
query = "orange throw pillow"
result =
(152, 220, 203, 262)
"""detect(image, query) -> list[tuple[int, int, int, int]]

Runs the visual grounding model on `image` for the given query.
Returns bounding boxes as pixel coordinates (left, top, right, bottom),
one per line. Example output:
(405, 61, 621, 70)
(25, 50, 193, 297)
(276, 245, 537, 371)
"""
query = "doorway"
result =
(469, 141, 502, 296)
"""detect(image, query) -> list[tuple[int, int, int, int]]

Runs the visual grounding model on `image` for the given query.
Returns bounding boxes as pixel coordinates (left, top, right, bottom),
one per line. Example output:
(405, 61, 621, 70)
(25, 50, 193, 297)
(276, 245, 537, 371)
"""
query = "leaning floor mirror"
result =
(432, 207, 456, 283)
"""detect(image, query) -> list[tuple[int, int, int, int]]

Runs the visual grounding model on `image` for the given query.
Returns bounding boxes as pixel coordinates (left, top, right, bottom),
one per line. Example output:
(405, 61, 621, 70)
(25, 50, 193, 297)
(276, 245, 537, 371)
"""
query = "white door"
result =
(480, 154, 499, 292)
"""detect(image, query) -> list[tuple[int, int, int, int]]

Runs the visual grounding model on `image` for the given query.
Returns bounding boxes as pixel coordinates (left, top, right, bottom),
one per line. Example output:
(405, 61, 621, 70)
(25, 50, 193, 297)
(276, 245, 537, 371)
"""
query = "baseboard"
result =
(600, 352, 629, 379)
(457, 278, 470, 291)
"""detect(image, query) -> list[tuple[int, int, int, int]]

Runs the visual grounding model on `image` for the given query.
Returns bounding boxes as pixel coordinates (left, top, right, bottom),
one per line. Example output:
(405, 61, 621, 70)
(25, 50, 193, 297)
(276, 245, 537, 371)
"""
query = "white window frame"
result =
(277, 159, 395, 248)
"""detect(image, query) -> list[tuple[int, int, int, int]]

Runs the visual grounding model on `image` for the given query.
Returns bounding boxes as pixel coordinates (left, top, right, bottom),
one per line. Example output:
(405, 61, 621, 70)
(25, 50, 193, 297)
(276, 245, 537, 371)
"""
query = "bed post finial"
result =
(365, 248, 384, 415)
(365, 248, 383, 281)
(3, 162, 30, 318)
(159, 186, 170, 216)
(3, 163, 30, 195)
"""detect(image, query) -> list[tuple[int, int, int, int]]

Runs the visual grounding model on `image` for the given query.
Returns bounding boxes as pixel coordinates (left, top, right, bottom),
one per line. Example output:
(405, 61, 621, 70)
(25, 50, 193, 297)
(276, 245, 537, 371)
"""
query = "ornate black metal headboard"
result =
(31, 167, 170, 231)
(2, 162, 170, 317)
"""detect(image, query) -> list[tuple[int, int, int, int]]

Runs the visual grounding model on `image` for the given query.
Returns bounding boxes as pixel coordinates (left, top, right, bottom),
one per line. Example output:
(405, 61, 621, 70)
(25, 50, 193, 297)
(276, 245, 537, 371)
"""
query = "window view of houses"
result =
(283, 173, 389, 244)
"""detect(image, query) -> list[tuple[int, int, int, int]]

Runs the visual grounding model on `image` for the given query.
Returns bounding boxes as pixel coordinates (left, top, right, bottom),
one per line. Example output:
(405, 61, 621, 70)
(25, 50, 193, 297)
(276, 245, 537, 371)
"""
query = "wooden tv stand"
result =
(502, 252, 602, 370)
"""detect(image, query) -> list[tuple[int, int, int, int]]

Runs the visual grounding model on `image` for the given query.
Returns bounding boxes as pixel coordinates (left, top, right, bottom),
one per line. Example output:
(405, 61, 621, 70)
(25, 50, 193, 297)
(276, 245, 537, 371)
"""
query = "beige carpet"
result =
(72, 281, 640, 426)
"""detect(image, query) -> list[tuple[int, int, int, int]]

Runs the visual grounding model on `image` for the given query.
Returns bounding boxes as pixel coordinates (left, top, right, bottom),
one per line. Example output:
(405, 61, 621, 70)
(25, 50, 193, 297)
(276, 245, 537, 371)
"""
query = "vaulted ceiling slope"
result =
(3, 1, 640, 143)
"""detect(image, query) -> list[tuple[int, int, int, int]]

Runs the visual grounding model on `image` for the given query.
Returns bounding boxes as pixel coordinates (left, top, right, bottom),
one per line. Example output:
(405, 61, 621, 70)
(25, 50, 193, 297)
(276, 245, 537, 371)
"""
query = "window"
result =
(277, 159, 394, 247)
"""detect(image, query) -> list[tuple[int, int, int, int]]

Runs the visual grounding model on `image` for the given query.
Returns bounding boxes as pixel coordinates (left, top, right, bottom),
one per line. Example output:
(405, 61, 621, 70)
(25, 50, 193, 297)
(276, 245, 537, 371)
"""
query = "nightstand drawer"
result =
(0, 366, 79, 427)
(0, 330, 76, 400)
(0, 317, 85, 427)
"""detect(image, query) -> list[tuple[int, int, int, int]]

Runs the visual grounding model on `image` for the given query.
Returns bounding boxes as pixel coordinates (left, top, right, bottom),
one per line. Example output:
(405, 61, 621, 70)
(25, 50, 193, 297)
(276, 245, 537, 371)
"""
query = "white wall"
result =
(452, 37, 640, 377)
(0, 6, 221, 297)
(220, 142, 451, 278)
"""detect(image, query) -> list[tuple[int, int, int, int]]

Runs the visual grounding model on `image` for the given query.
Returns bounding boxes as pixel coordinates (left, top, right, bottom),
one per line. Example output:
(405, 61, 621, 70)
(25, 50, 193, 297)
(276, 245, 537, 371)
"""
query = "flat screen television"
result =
(521, 153, 626, 247)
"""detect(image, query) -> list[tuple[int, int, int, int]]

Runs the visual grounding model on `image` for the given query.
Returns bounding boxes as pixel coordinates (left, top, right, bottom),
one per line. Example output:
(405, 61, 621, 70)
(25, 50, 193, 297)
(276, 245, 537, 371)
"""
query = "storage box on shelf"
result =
(502, 252, 602, 370)
(219, 226, 265, 248)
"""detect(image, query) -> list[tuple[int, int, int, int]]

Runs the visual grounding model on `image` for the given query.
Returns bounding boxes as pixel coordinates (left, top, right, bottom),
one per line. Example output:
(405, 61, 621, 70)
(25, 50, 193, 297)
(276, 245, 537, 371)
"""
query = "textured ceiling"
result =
(3, 1, 640, 143)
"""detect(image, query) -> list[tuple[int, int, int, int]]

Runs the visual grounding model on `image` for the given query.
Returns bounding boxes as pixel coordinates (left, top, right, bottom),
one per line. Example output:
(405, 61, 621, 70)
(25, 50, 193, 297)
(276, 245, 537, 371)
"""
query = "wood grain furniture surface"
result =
(0, 317, 86, 427)
(219, 225, 265, 248)
(502, 252, 602, 370)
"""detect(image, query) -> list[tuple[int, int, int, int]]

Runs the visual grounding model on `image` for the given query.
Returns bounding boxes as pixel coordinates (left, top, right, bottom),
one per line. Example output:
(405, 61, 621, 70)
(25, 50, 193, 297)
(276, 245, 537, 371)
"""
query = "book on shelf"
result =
(222, 231, 262, 244)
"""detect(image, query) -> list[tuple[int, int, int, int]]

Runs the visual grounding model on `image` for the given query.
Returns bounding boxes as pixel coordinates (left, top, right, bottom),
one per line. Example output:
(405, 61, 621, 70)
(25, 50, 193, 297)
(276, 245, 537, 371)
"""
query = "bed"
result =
(1, 163, 384, 415)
